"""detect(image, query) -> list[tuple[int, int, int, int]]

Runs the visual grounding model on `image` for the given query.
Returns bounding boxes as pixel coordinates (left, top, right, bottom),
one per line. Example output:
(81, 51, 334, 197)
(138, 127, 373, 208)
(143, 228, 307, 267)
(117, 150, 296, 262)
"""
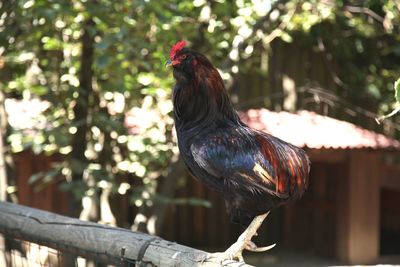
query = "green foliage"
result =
(279, 0, 400, 128)
(1, 0, 400, 216)
(1, 0, 262, 210)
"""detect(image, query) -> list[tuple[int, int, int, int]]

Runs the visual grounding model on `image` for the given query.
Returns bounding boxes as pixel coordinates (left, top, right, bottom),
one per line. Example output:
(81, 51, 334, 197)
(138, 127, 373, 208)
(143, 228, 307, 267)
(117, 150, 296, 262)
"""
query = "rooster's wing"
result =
(190, 127, 308, 198)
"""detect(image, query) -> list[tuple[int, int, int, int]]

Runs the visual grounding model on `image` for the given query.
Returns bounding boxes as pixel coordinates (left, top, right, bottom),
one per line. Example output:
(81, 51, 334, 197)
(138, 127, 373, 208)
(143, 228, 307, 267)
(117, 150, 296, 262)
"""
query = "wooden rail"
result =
(0, 201, 251, 267)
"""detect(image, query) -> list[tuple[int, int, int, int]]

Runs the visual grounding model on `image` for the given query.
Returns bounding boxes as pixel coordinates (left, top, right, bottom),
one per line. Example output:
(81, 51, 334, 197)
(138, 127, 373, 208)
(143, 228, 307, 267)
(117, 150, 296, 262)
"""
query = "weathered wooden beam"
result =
(0, 201, 251, 267)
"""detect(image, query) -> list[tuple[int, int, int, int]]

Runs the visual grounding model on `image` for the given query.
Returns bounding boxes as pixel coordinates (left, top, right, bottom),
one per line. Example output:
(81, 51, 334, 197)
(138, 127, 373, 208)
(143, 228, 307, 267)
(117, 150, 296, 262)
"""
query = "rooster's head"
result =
(167, 40, 238, 125)
(166, 40, 213, 81)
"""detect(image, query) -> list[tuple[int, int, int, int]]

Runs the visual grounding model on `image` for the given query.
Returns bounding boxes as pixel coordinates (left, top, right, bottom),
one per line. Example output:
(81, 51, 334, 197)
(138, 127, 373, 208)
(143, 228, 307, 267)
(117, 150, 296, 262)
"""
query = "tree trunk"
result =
(0, 88, 7, 267)
(0, 91, 7, 203)
(131, 155, 186, 235)
(69, 18, 95, 217)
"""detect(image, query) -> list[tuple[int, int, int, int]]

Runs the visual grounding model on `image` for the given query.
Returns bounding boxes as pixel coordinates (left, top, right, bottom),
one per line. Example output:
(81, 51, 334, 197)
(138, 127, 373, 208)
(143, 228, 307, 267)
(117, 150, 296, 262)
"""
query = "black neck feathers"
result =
(172, 63, 239, 131)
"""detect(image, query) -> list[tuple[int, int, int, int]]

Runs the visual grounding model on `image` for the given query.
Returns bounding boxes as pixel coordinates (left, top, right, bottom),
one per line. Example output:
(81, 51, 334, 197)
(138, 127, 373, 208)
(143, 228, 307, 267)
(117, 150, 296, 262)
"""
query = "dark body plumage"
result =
(171, 47, 310, 227)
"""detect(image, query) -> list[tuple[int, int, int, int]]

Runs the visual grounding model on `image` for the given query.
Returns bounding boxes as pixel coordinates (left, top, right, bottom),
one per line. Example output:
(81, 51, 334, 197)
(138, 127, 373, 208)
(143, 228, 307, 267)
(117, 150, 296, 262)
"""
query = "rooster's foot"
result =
(206, 240, 276, 263)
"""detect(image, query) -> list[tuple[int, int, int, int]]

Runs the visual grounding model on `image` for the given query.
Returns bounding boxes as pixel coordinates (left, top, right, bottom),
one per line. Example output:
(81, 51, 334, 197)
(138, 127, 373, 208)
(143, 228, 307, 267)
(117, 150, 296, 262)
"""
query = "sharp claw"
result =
(204, 241, 275, 264)
(245, 241, 276, 252)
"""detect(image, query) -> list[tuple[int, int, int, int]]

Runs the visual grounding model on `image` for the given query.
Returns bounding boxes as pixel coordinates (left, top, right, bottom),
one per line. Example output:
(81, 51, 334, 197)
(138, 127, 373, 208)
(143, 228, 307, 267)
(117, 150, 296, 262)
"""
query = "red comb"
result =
(169, 40, 187, 59)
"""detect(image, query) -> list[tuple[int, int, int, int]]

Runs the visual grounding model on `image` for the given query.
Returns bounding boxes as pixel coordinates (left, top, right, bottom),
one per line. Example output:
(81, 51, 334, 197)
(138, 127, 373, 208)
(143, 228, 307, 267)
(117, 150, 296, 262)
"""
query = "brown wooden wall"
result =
(161, 177, 283, 250)
(282, 162, 347, 257)
(160, 160, 353, 258)
(10, 150, 336, 252)
(9, 149, 400, 262)
(12, 151, 70, 215)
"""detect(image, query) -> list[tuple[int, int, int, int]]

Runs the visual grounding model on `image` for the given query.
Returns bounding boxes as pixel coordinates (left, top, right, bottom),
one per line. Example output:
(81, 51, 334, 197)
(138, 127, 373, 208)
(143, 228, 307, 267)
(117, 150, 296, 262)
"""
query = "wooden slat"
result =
(381, 189, 400, 232)
(206, 185, 221, 248)
(33, 154, 52, 211)
(311, 165, 327, 254)
(192, 178, 205, 247)
(336, 151, 380, 264)
(336, 161, 350, 262)
(381, 164, 400, 191)
(14, 151, 33, 206)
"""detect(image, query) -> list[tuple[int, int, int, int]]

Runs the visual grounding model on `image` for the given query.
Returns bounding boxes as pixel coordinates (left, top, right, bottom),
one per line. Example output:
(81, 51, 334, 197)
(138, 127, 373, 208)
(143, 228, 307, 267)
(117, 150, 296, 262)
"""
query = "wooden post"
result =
(0, 201, 251, 267)
(336, 151, 380, 264)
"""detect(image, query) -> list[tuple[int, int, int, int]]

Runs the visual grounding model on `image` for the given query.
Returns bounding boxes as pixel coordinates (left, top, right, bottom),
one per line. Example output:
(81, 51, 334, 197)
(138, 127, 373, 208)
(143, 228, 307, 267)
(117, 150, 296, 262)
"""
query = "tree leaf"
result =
(97, 54, 109, 69)
(28, 172, 45, 184)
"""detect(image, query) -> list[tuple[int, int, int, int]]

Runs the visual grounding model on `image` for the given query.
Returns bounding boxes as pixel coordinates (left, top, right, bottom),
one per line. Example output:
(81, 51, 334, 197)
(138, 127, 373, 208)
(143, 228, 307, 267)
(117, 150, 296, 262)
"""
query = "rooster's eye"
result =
(180, 55, 187, 60)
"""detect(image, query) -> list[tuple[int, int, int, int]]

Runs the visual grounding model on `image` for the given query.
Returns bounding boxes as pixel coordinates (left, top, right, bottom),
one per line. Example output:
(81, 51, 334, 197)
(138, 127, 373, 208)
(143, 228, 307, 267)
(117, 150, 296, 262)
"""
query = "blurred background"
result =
(1, 0, 400, 266)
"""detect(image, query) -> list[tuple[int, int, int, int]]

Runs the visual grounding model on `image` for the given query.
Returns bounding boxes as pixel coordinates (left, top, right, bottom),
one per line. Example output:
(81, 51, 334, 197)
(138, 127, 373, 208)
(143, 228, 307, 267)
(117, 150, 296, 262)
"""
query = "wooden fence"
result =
(10, 149, 400, 264)
(0, 201, 251, 267)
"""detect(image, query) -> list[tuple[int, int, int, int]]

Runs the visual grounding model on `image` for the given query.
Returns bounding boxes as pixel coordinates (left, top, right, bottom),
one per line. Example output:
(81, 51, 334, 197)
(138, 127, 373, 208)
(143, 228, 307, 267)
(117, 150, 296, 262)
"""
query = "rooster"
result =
(166, 41, 310, 263)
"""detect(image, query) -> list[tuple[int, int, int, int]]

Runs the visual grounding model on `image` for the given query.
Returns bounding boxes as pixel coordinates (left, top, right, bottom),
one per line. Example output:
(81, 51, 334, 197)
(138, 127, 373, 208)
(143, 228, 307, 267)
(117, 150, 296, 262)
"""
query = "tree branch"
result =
(344, 6, 384, 23)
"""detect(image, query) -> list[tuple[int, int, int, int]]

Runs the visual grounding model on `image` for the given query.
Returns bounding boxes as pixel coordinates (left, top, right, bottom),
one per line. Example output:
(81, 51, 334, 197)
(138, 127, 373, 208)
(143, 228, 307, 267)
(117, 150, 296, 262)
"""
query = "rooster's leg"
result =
(207, 211, 275, 263)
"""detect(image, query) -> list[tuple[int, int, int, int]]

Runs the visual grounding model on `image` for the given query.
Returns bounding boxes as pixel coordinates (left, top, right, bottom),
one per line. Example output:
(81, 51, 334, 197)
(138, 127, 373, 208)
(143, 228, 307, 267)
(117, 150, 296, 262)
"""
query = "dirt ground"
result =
(232, 250, 400, 267)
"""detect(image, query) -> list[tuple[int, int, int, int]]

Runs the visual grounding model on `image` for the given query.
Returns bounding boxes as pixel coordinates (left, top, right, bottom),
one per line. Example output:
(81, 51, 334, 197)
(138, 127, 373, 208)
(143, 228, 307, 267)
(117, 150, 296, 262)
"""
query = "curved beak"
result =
(165, 59, 179, 67)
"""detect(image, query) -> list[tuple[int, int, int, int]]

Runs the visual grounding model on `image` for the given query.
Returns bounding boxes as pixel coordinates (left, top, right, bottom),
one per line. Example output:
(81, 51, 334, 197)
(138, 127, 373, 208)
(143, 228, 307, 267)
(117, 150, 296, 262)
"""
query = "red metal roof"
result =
(240, 109, 400, 150)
